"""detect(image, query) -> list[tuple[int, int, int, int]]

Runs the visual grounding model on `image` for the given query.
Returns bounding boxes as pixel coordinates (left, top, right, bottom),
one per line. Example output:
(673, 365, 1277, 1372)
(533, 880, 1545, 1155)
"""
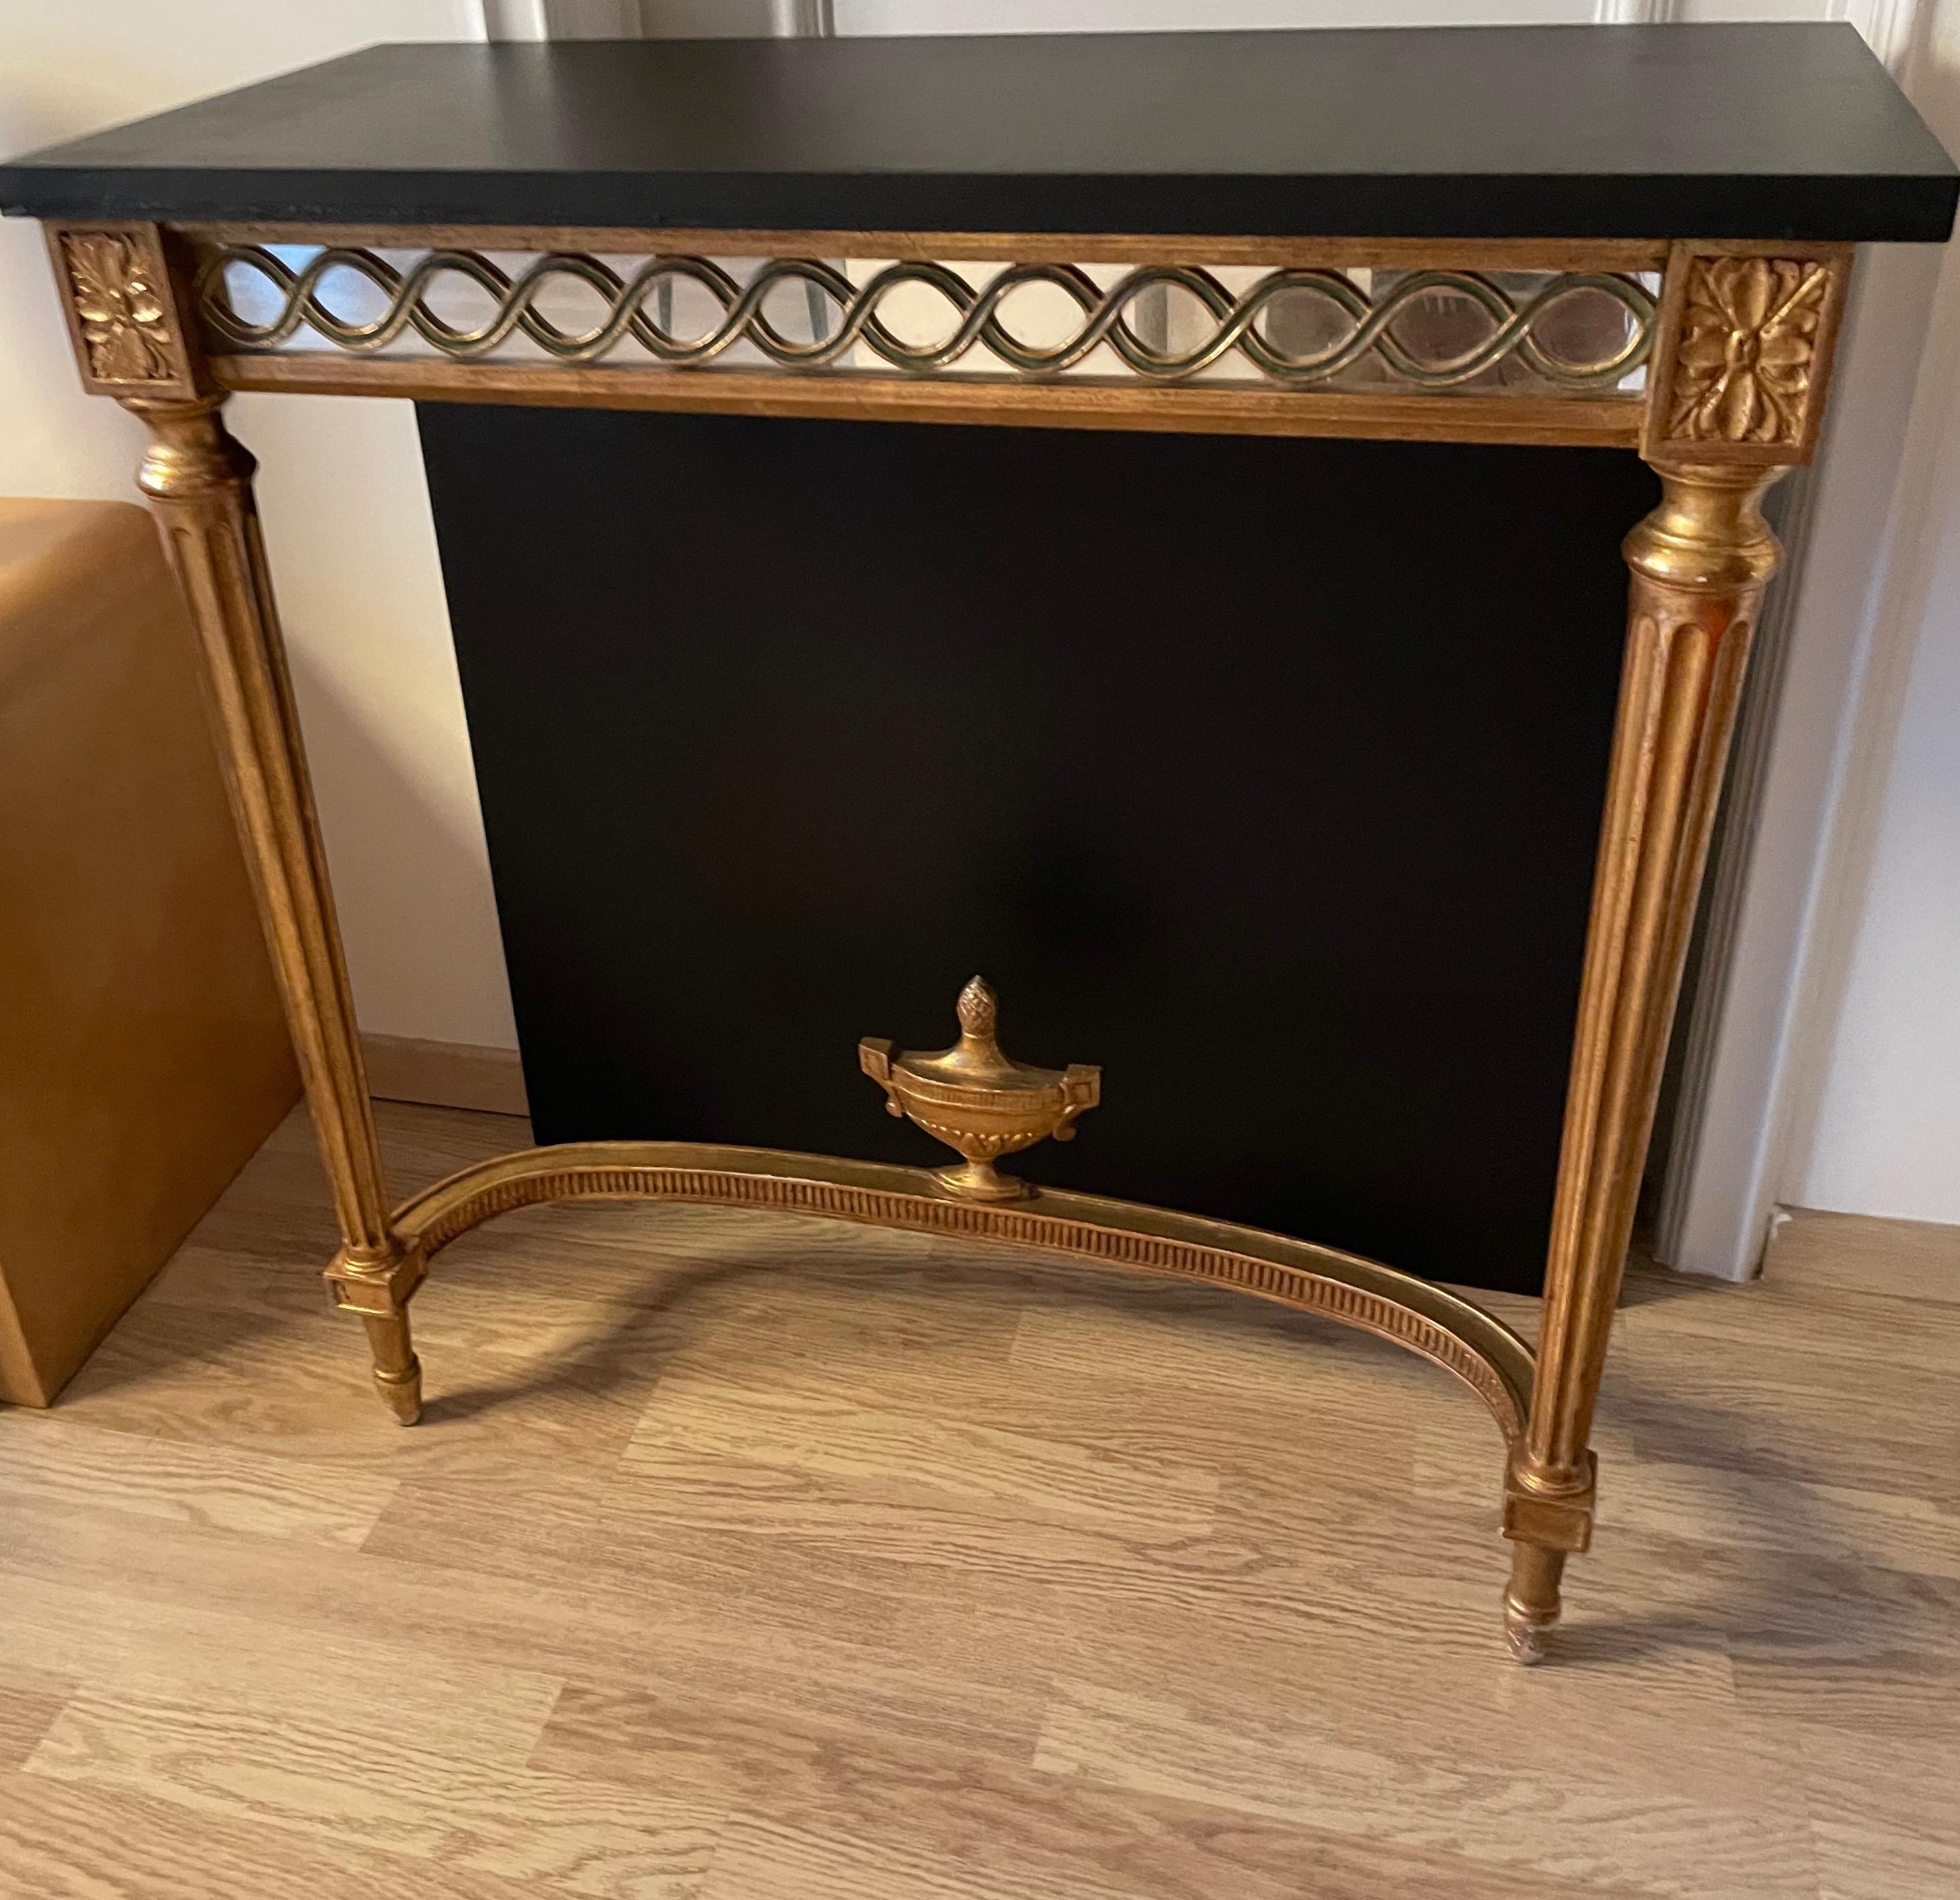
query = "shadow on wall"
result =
(280, 622, 520, 1052)
(223, 385, 519, 1052)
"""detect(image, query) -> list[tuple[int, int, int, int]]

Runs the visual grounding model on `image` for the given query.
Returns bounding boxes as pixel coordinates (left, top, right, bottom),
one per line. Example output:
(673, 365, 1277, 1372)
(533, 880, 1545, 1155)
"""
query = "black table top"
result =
(2, 25, 1953, 242)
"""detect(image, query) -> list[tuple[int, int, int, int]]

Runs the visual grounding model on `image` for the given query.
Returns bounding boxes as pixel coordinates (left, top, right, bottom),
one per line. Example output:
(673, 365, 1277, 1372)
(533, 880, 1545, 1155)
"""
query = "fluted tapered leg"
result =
(126, 394, 419, 1424)
(1503, 460, 1783, 1660)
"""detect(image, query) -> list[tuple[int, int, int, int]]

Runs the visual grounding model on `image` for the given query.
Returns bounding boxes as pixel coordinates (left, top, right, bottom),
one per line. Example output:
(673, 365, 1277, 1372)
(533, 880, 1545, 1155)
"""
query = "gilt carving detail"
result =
(60, 231, 175, 384)
(1665, 255, 1831, 448)
(860, 977, 1100, 1203)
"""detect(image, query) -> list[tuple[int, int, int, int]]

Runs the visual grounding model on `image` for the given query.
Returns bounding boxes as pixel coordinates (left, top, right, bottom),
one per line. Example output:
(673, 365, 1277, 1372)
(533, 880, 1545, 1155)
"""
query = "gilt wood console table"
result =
(3, 23, 1953, 1660)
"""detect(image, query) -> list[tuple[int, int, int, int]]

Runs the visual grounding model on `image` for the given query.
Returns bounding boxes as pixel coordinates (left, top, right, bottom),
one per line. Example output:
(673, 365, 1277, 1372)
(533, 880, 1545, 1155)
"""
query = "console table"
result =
(3, 23, 1951, 1660)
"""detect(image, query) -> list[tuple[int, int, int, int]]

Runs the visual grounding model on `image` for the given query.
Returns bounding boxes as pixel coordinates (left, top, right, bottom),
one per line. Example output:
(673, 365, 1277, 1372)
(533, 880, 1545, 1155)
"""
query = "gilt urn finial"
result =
(859, 979, 1100, 1202)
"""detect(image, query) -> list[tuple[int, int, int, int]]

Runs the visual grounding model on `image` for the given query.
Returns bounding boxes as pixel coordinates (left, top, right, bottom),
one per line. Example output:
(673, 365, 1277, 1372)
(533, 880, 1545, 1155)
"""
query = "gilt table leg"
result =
(125, 394, 421, 1424)
(1502, 459, 1784, 1660)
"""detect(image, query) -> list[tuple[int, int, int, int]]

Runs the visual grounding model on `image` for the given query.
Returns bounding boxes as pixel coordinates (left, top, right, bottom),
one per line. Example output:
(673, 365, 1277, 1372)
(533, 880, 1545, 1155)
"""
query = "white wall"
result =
(0, 0, 518, 1050)
(1786, 1, 1960, 1224)
(836, 1, 1591, 24)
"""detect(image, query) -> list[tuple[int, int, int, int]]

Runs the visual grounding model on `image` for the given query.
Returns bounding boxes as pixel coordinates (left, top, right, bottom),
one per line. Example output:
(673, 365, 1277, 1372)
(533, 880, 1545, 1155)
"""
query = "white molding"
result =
(362, 1033, 530, 1117)
(492, 0, 836, 33)
(555, 0, 646, 34)
(1652, 0, 1937, 1277)
(1847, 0, 1922, 74)
(1655, 238, 1946, 1276)
(479, 0, 550, 37)
(1592, 1, 1680, 23)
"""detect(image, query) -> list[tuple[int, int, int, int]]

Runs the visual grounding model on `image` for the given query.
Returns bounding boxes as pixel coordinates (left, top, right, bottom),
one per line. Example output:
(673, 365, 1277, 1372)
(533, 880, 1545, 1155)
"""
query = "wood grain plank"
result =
(1414, 1421, 1959, 1581)
(0, 1413, 398, 1546)
(1621, 1276, 1960, 1376)
(52, 1297, 665, 1491)
(1794, 1719, 1960, 1855)
(1764, 1207, 1960, 1308)
(1007, 1291, 1475, 1448)
(1033, 1675, 1817, 1900)
(0, 1496, 1047, 1766)
(1035, 1508, 1781, 1812)
(623, 1367, 1221, 1538)
(1616, 1326, 1960, 1504)
(360, 1467, 1073, 1686)
(0, 1666, 75, 1771)
(0, 1567, 564, 1761)
(536, 1680, 1669, 1900)
(0, 1770, 556, 1900)
(27, 1688, 723, 1899)
(1808, 1822, 1960, 1900)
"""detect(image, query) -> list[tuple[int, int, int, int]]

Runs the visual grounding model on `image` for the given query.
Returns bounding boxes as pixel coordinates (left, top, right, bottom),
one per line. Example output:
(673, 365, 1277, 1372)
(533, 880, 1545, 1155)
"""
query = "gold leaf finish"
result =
(1669, 256, 1829, 444)
(350, 1135, 1534, 1447)
(860, 977, 1101, 1202)
(1502, 459, 1785, 1662)
(195, 239, 1657, 391)
(61, 232, 175, 384)
(125, 394, 416, 1423)
(1642, 244, 1849, 463)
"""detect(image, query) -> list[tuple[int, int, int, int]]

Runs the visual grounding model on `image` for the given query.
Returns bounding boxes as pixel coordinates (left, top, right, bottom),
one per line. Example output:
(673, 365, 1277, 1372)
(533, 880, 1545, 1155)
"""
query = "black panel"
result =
(3, 27, 1953, 240)
(420, 406, 1656, 1293)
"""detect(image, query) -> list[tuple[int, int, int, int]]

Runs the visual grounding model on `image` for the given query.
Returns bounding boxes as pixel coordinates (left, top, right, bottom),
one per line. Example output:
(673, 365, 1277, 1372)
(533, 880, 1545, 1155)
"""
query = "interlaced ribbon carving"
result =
(200, 244, 1656, 390)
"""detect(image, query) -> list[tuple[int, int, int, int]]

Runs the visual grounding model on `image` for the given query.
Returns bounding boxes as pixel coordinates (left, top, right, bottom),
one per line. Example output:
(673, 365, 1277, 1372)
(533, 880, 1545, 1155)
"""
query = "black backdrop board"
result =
(419, 405, 1657, 1294)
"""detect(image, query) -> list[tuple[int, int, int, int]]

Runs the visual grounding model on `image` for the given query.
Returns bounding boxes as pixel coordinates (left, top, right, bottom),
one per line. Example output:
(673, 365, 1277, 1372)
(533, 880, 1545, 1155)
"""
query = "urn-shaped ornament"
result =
(860, 977, 1100, 1202)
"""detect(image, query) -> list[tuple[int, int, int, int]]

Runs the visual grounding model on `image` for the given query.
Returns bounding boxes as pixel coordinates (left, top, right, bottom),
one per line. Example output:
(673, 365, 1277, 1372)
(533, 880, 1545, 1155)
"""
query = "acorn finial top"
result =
(956, 974, 997, 1040)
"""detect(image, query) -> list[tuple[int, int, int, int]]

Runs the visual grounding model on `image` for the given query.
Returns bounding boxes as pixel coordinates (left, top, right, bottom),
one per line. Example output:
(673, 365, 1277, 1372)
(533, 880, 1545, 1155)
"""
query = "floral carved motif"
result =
(1665, 256, 1832, 448)
(60, 231, 175, 383)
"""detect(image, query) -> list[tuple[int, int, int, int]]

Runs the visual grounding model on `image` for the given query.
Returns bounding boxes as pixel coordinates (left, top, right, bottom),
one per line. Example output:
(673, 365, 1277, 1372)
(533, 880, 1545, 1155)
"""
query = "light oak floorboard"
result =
(1764, 1206, 1960, 1306)
(0, 1410, 399, 1547)
(0, 1769, 571, 1900)
(0, 1666, 76, 1772)
(1, 1107, 1953, 1898)
(31, 1686, 721, 1899)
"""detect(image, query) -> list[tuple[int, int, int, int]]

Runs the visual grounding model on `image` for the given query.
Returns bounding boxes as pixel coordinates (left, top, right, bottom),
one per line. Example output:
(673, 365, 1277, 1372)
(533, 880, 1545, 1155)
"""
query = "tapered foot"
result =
(1503, 1594, 1555, 1664)
(372, 1358, 423, 1425)
(1503, 1542, 1566, 1664)
(361, 1313, 423, 1426)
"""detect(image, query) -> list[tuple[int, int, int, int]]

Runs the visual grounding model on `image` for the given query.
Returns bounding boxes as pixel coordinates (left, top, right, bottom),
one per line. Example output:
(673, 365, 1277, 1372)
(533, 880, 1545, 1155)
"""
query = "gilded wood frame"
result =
(36, 216, 1852, 1660)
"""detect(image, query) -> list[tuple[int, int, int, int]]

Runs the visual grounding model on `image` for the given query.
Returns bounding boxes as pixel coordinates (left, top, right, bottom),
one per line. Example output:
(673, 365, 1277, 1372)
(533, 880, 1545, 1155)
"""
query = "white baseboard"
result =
(360, 1033, 529, 1118)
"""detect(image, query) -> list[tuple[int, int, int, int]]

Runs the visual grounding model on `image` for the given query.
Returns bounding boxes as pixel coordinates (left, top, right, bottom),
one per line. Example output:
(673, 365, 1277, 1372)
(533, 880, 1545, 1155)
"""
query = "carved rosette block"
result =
(49, 224, 201, 398)
(861, 977, 1100, 1202)
(1642, 243, 1850, 464)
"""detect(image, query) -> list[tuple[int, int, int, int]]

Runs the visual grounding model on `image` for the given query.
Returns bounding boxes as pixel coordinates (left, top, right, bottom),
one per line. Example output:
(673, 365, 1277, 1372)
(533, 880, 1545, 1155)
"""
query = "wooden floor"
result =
(1, 1103, 1955, 1900)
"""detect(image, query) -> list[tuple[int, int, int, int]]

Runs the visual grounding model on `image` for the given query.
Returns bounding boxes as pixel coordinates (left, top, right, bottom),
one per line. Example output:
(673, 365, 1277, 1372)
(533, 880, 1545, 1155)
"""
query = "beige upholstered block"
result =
(0, 497, 299, 1405)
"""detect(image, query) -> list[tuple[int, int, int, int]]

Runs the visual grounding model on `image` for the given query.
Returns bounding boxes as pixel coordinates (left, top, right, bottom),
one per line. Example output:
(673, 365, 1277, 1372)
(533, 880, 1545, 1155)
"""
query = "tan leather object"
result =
(0, 498, 300, 1405)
